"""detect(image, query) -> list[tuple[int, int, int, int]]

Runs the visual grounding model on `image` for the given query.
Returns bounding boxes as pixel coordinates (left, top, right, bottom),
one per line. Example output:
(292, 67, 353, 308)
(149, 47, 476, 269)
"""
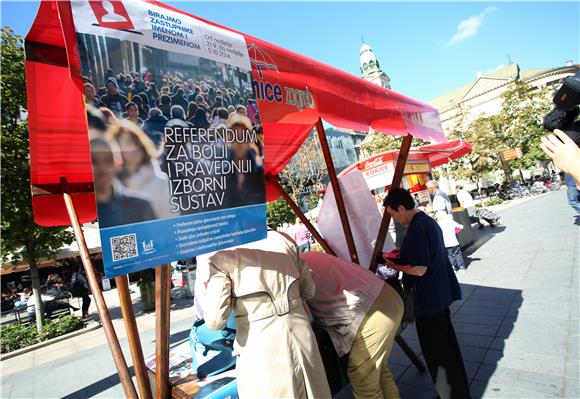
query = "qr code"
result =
(110, 233, 138, 262)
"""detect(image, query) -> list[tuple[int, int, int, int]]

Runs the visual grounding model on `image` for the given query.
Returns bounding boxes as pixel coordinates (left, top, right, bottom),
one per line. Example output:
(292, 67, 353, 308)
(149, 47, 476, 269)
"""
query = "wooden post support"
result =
(155, 264, 171, 399)
(266, 174, 336, 256)
(369, 135, 413, 273)
(116, 275, 153, 399)
(315, 119, 359, 264)
(63, 193, 138, 399)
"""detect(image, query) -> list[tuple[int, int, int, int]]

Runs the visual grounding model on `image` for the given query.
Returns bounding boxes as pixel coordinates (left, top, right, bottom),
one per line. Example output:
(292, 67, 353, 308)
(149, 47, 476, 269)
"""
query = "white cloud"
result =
(446, 7, 497, 48)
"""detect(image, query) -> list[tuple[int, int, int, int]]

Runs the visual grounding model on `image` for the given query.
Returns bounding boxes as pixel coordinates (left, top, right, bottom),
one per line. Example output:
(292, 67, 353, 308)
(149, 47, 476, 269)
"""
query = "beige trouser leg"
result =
(347, 284, 404, 399)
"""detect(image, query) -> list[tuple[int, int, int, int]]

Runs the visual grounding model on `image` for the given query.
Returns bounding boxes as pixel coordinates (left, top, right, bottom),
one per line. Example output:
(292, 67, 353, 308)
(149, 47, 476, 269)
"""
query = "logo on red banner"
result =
(248, 43, 279, 79)
(89, 0, 135, 31)
(364, 157, 384, 170)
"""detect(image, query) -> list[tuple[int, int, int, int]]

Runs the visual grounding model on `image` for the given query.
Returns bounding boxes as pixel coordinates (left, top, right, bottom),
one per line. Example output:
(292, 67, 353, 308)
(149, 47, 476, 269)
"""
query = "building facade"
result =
(429, 62, 580, 134)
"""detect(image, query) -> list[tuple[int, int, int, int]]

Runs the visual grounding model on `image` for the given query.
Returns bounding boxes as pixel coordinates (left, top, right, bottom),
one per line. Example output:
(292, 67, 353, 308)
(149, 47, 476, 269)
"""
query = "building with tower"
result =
(360, 42, 391, 89)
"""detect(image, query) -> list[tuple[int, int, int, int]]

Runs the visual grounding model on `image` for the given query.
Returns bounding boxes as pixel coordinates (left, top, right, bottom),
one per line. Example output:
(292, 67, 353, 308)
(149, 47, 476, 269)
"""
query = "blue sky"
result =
(2, 1, 578, 102)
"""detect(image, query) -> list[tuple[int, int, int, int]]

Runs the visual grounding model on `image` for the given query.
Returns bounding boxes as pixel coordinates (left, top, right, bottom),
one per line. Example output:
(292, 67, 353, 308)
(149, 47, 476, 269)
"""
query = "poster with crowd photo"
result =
(70, 0, 266, 277)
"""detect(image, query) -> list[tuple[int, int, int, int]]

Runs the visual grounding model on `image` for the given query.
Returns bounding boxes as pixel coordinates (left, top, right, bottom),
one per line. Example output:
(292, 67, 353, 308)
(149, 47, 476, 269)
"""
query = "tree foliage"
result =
(280, 131, 326, 204)
(448, 114, 508, 179)
(1, 27, 74, 330)
(496, 81, 552, 169)
(361, 130, 429, 156)
(447, 80, 553, 181)
(265, 199, 295, 227)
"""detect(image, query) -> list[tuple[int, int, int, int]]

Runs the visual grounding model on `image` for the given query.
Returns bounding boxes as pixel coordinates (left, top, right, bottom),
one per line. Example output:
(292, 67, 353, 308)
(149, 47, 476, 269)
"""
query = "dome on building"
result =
(359, 41, 391, 89)
(360, 43, 379, 73)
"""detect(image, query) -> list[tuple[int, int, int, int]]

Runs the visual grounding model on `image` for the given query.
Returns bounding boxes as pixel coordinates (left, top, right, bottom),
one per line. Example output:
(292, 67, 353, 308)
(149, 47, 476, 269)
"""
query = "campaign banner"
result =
(71, 0, 266, 277)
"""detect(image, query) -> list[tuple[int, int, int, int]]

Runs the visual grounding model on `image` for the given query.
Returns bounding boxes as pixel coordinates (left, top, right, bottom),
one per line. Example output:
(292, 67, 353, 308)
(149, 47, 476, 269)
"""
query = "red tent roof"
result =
(25, 0, 446, 226)
(340, 138, 472, 176)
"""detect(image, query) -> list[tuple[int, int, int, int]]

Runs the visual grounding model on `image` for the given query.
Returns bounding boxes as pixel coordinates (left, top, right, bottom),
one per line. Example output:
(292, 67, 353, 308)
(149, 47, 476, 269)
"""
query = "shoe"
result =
(71, 306, 80, 311)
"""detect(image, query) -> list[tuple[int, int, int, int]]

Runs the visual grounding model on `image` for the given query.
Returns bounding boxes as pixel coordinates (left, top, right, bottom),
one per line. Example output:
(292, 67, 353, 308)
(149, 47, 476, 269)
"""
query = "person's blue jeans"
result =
(567, 185, 580, 215)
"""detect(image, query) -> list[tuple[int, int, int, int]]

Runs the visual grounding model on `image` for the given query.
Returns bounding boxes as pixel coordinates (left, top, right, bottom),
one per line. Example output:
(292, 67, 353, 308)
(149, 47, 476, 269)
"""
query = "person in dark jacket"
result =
(141, 108, 168, 147)
(382, 188, 470, 399)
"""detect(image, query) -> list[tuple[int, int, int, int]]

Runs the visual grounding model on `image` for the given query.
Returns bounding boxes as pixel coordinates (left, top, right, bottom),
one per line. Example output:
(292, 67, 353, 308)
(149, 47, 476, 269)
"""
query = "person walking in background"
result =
(71, 265, 91, 318)
(564, 173, 580, 222)
(436, 213, 467, 272)
(292, 217, 311, 252)
(427, 180, 452, 217)
(303, 252, 403, 399)
(382, 188, 470, 399)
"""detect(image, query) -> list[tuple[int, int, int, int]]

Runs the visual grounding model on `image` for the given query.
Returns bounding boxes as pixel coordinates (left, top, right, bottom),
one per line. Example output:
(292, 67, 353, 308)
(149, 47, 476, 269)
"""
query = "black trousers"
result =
(416, 308, 471, 399)
(81, 294, 91, 317)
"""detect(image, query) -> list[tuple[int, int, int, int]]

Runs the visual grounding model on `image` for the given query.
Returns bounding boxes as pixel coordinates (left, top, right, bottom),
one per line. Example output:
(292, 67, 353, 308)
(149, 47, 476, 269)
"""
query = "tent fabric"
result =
(339, 138, 472, 177)
(25, 0, 446, 227)
(411, 138, 472, 167)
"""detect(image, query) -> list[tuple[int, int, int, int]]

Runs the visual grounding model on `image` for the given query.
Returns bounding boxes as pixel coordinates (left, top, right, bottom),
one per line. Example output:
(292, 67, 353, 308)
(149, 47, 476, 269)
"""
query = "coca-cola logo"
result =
(365, 157, 383, 169)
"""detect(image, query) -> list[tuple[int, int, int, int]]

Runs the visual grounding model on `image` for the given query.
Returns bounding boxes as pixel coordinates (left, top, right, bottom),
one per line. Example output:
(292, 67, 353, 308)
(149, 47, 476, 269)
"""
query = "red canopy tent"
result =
(340, 138, 472, 177)
(25, 0, 446, 227)
(24, 1, 445, 397)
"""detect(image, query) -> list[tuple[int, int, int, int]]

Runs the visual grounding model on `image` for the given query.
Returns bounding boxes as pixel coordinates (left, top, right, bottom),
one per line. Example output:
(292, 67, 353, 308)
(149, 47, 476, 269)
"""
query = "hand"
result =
(540, 130, 580, 183)
(383, 258, 396, 268)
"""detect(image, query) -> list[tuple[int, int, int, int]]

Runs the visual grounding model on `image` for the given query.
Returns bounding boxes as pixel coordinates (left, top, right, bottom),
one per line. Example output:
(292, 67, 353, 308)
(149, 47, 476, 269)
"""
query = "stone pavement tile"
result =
(399, 326, 418, 341)
(474, 364, 564, 397)
(565, 350, 578, 379)
(7, 380, 33, 399)
(499, 317, 570, 340)
(458, 346, 487, 363)
(451, 314, 504, 328)
(464, 360, 481, 380)
(1, 352, 34, 376)
(1, 383, 13, 398)
(455, 305, 509, 318)
(482, 349, 565, 377)
(33, 343, 77, 366)
(397, 382, 436, 399)
(389, 345, 413, 367)
(564, 377, 579, 399)
(506, 303, 572, 321)
(490, 336, 566, 356)
(398, 366, 433, 387)
(388, 363, 409, 380)
(456, 333, 494, 349)
(452, 322, 499, 337)
(470, 380, 548, 399)
(463, 297, 513, 309)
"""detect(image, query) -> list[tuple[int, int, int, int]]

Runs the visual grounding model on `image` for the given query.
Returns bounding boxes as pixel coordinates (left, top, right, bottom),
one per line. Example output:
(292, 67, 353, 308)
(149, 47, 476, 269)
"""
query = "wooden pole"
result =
(368, 135, 413, 273)
(116, 275, 153, 399)
(155, 264, 171, 399)
(266, 174, 336, 256)
(315, 119, 359, 264)
(63, 193, 138, 399)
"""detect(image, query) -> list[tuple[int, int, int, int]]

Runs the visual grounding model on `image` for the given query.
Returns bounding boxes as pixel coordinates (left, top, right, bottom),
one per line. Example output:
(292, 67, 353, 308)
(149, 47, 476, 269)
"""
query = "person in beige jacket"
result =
(197, 230, 332, 399)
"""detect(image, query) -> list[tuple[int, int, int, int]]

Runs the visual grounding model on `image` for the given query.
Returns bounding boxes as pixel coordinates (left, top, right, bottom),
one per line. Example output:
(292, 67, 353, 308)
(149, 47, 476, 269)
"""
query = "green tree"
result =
(448, 115, 509, 179)
(265, 199, 295, 227)
(1, 27, 74, 331)
(361, 130, 429, 156)
(496, 81, 553, 169)
(280, 131, 326, 204)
